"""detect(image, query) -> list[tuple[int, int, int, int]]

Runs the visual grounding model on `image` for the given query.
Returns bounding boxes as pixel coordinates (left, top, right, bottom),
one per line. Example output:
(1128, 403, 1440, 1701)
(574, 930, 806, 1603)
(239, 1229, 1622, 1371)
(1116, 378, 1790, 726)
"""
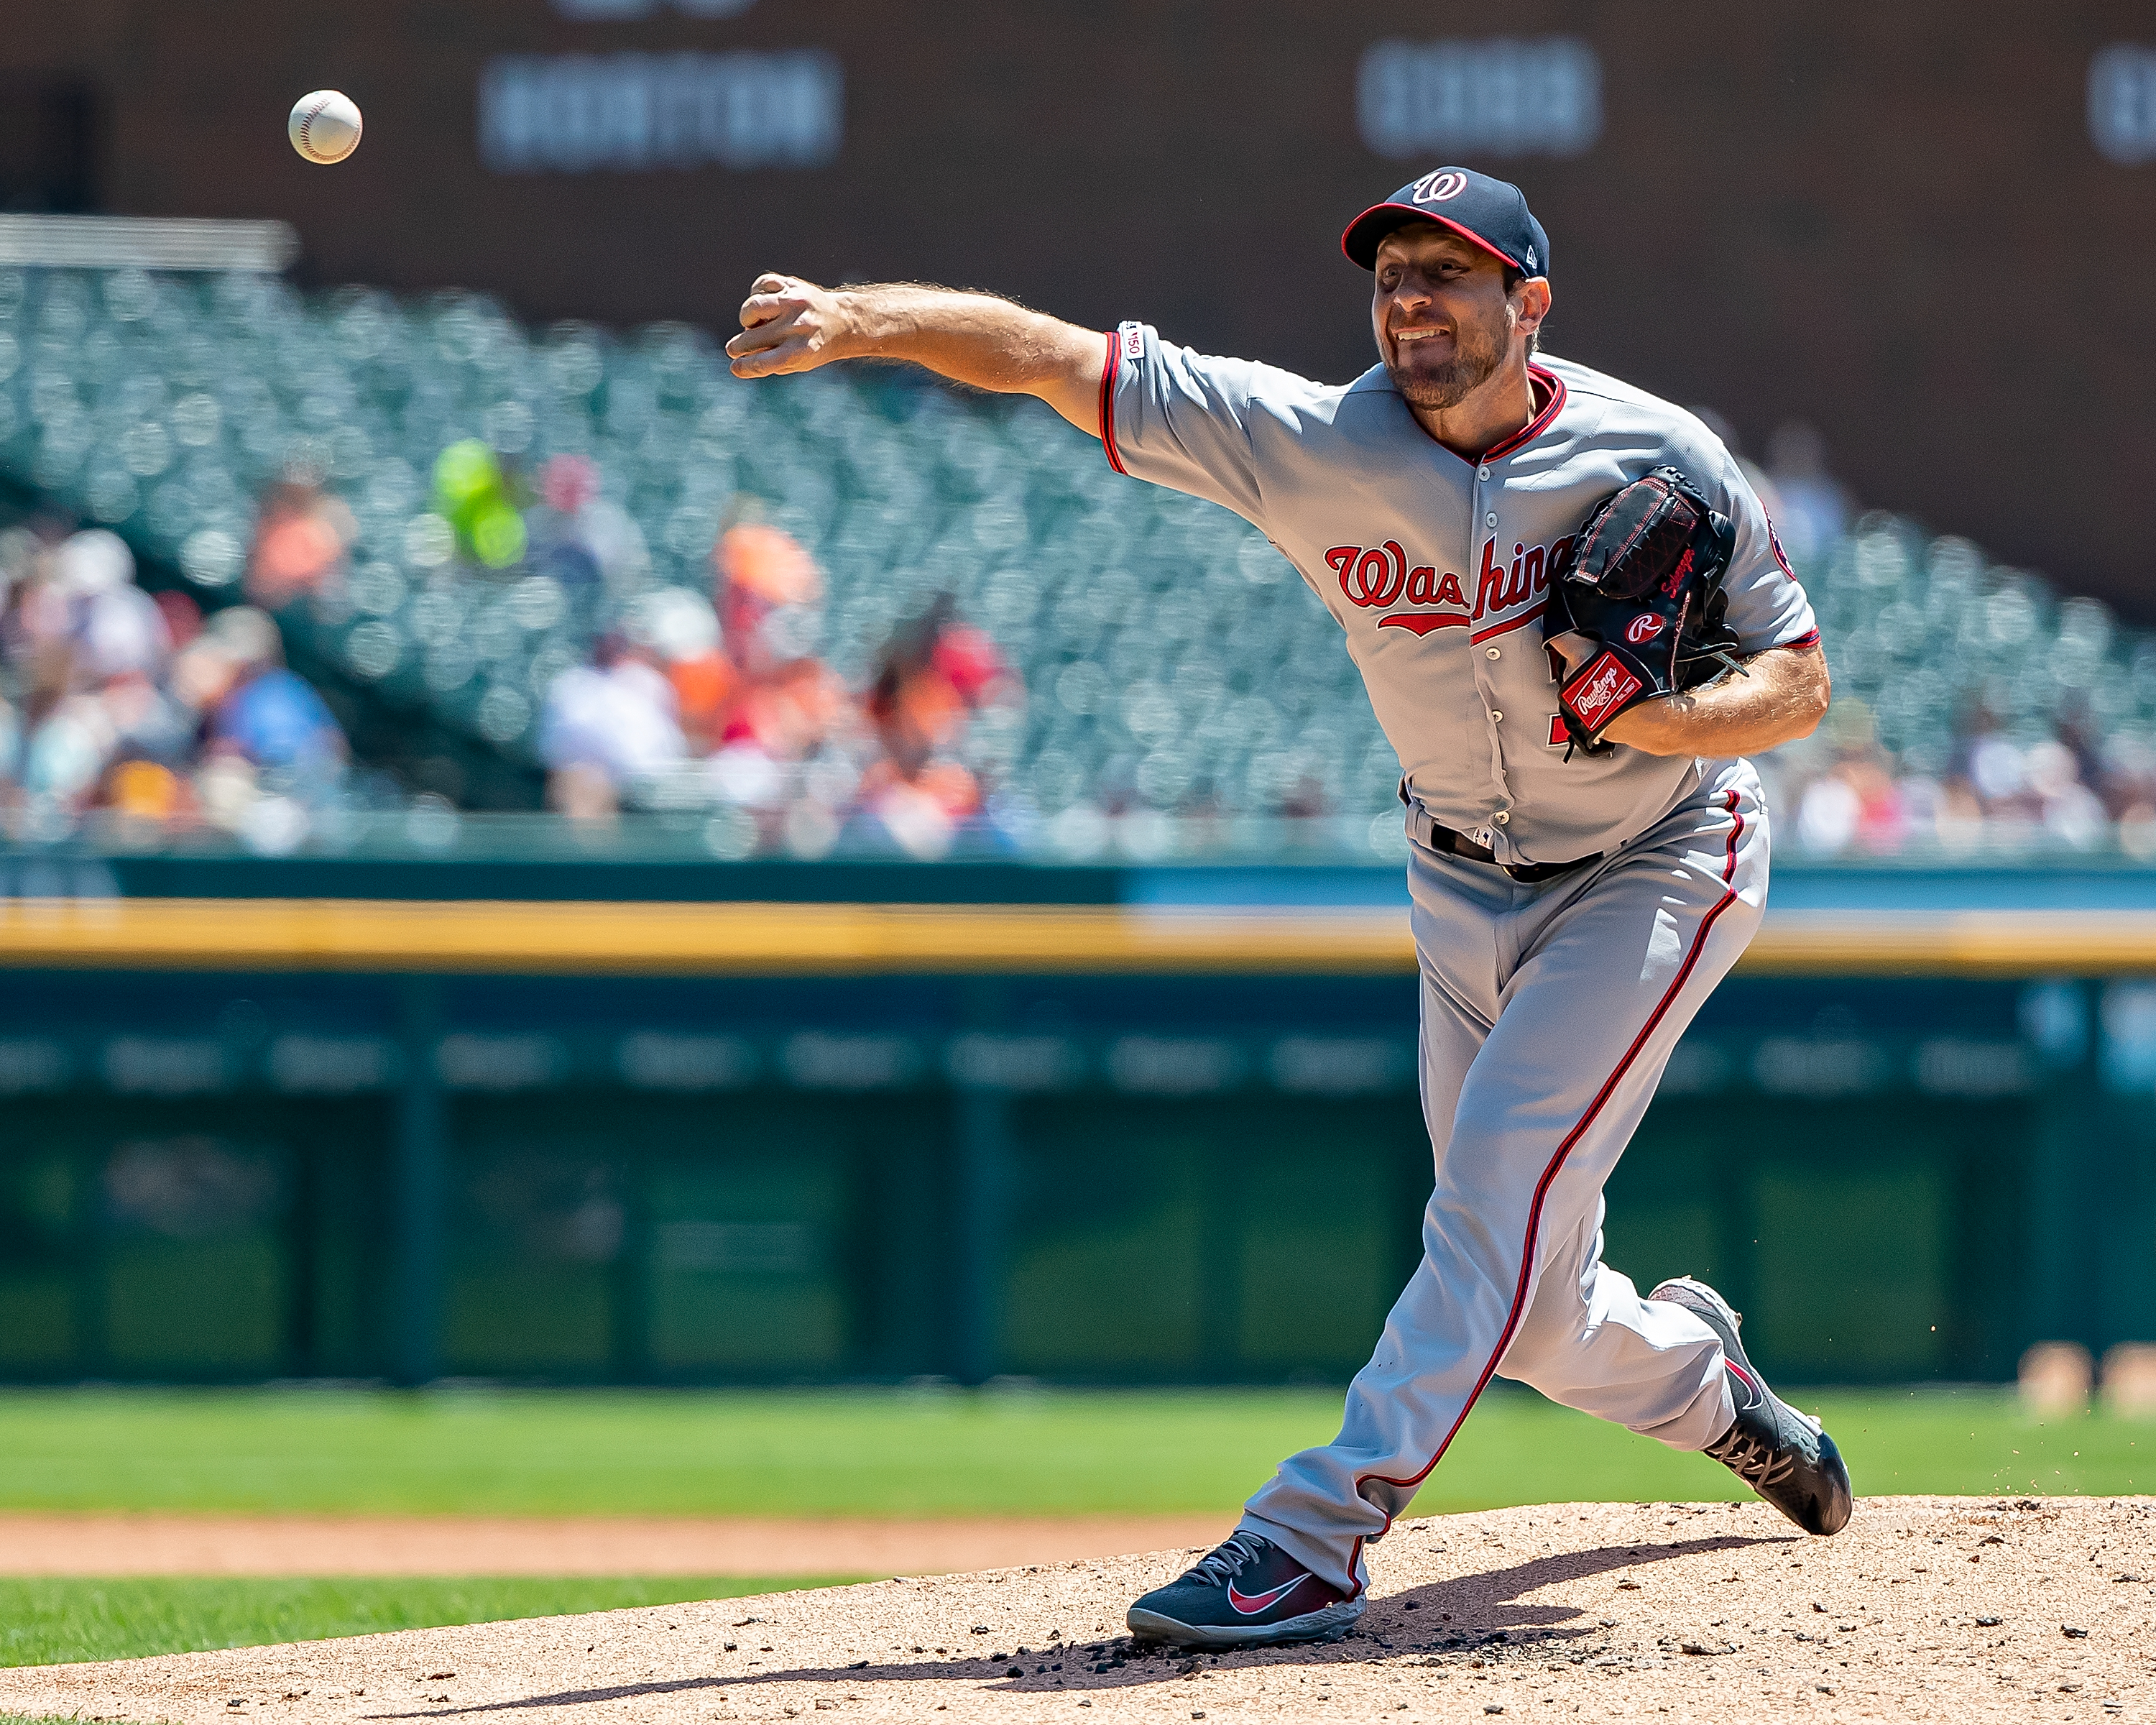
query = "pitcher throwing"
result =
(727, 165, 1849, 1650)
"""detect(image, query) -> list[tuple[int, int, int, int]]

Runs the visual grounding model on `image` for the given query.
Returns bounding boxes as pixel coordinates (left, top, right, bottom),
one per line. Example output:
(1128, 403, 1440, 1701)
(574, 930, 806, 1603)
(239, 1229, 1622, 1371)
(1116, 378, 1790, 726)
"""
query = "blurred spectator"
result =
(201, 607, 346, 777)
(0, 520, 354, 847)
(704, 523, 849, 786)
(536, 515, 859, 828)
(247, 479, 354, 609)
(527, 454, 648, 594)
(1795, 749, 1905, 854)
(630, 584, 729, 752)
(717, 522, 823, 669)
(59, 530, 170, 681)
(1766, 421, 1853, 564)
(1769, 698, 2135, 858)
(865, 594, 1011, 773)
(433, 439, 527, 571)
(537, 632, 686, 819)
(528, 500, 1025, 857)
(722, 655, 848, 762)
(852, 594, 1015, 859)
(2027, 738, 2107, 847)
(11, 528, 178, 810)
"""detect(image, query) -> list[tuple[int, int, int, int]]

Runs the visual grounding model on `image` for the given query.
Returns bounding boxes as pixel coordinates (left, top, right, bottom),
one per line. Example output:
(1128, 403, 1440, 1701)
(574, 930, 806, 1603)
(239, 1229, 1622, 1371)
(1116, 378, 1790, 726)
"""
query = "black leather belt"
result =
(1428, 823, 1600, 883)
(1399, 789, 1603, 884)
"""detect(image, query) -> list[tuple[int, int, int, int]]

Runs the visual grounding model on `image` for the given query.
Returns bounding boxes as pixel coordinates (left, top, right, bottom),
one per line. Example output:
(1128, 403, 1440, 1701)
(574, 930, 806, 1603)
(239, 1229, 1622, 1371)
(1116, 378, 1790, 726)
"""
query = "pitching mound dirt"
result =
(1, 1497, 2148, 1724)
(0, 1514, 1230, 1578)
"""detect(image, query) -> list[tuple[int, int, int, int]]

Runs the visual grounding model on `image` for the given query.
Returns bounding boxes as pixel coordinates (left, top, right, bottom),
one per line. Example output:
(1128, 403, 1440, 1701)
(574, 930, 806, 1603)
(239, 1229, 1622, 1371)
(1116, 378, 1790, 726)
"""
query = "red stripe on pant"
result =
(1345, 788, 1746, 1573)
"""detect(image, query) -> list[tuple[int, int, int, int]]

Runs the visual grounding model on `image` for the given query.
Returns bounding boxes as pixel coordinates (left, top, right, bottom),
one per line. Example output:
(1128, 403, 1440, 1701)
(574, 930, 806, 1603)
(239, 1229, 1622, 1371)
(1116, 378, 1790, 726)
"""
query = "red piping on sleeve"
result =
(1099, 330, 1128, 476)
(1779, 628, 1821, 650)
(1349, 788, 1746, 1532)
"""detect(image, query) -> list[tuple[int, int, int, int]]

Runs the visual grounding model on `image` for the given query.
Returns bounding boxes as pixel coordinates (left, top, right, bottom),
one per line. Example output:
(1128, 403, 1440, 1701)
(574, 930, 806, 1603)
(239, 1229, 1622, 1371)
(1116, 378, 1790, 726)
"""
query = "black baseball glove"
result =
(1543, 465, 1746, 753)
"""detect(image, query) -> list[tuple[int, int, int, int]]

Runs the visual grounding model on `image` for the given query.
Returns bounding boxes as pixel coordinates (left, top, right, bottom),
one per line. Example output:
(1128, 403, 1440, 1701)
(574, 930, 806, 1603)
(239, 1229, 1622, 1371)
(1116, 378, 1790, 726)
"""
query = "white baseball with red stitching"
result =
(289, 91, 363, 165)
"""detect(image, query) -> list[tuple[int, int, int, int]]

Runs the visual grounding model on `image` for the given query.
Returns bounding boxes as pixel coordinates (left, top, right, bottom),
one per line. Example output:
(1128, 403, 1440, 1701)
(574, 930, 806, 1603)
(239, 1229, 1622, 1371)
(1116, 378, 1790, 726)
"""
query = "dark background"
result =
(2, 3, 2153, 608)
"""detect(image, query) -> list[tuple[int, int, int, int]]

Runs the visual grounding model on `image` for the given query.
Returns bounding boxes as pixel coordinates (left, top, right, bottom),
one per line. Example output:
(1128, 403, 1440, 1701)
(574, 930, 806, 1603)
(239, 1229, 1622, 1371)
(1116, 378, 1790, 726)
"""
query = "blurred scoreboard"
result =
(0, 2, 2152, 606)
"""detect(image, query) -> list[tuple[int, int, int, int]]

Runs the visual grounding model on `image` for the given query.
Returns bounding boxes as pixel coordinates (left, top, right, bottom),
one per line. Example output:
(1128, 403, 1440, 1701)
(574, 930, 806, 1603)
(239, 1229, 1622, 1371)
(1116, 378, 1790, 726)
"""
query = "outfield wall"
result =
(0, 856, 2149, 1389)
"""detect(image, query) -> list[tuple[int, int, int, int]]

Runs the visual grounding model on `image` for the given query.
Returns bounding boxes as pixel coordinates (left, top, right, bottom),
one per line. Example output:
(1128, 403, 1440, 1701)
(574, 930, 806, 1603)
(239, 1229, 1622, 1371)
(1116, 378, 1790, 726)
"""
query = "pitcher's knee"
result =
(1493, 1314, 1577, 1387)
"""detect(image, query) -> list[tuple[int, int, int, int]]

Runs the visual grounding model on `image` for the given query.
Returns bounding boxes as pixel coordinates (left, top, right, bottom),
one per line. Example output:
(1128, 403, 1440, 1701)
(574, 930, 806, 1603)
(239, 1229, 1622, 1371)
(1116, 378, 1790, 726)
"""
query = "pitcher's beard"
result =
(1386, 318, 1508, 410)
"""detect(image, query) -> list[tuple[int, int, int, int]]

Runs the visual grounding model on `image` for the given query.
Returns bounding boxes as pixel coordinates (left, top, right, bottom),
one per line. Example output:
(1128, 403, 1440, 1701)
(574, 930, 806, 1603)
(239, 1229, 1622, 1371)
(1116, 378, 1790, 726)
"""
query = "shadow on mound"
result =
(363, 1530, 1789, 1715)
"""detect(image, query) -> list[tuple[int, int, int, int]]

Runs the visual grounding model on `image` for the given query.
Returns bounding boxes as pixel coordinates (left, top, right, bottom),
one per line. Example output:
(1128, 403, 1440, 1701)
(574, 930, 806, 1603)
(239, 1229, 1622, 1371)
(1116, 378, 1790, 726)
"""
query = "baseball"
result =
(289, 91, 363, 165)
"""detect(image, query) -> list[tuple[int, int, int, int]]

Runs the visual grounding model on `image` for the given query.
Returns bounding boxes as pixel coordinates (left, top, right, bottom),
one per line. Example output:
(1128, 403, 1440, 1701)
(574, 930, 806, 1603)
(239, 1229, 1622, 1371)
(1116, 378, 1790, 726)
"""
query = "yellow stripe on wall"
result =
(0, 898, 1406, 975)
(0, 898, 2149, 976)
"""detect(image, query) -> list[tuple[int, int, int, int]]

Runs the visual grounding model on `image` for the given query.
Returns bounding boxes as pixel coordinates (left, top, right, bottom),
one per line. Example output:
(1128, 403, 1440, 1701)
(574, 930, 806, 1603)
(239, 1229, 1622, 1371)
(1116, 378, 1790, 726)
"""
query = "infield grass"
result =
(0, 1384, 2146, 1517)
(0, 1576, 840, 1668)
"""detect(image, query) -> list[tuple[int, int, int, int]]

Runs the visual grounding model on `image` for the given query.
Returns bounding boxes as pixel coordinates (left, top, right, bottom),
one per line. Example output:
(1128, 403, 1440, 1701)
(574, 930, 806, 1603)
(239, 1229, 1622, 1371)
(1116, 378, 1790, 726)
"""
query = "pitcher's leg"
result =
(1237, 896, 1495, 1593)
(1499, 1197, 1731, 1450)
(1241, 786, 1764, 1593)
(1491, 788, 1769, 1448)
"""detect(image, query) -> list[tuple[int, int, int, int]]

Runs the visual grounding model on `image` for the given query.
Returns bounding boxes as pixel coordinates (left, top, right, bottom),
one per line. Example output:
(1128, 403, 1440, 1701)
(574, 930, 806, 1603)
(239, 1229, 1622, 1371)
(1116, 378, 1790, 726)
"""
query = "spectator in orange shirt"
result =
(247, 480, 354, 610)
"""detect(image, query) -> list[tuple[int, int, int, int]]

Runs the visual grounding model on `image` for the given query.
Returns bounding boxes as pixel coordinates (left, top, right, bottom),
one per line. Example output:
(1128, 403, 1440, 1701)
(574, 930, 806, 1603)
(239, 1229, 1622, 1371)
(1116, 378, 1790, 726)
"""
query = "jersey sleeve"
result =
(1099, 321, 1268, 525)
(1695, 438, 1819, 653)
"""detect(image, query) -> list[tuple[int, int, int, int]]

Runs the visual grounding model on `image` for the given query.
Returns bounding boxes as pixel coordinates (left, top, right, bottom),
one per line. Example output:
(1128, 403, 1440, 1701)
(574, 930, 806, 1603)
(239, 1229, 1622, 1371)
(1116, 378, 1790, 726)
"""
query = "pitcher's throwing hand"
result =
(727, 274, 857, 377)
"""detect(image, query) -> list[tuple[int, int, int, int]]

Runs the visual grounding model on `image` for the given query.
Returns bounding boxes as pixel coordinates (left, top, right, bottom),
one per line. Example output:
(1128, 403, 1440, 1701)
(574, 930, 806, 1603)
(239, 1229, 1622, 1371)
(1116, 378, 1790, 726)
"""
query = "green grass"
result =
(0, 1576, 843, 1668)
(0, 1383, 2145, 1518)
(0, 1387, 2144, 1672)
(5, 1717, 123, 1724)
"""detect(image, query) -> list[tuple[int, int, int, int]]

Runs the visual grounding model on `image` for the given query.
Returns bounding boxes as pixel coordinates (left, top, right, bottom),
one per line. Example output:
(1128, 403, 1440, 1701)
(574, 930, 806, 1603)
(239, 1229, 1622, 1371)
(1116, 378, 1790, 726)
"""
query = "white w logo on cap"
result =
(1411, 170, 1468, 203)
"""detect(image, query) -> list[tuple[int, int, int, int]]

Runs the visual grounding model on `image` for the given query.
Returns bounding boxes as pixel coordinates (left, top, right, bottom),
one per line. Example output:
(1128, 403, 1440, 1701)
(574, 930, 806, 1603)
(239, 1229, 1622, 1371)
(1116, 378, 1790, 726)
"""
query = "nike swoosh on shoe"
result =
(1728, 1361, 1766, 1411)
(1227, 1573, 1311, 1616)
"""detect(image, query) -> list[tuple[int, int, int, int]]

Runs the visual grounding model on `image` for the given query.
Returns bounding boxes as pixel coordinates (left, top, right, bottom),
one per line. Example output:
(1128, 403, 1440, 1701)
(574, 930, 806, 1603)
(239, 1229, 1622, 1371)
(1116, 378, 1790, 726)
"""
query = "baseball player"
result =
(727, 166, 1847, 1650)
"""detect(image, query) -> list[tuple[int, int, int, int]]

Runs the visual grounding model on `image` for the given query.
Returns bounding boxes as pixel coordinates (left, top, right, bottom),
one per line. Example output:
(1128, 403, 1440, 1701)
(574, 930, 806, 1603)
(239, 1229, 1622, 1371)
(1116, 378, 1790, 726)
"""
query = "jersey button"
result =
(1485, 646, 1501, 660)
(1489, 710, 1503, 722)
(1484, 511, 1498, 528)
(1478, 466, 1492, 481)
(1492, 811, 1511, 826)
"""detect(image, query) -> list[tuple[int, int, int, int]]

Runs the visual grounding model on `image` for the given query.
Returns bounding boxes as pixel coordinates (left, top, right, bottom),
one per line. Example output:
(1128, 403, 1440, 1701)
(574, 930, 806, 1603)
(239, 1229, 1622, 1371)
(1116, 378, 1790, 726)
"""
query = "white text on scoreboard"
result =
(481, 50, 842, 173)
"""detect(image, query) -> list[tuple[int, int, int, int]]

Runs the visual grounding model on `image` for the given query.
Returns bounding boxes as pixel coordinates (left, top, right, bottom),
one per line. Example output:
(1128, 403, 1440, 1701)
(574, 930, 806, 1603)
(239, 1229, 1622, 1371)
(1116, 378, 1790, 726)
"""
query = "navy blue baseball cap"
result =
(1341, 167, 1551, 279)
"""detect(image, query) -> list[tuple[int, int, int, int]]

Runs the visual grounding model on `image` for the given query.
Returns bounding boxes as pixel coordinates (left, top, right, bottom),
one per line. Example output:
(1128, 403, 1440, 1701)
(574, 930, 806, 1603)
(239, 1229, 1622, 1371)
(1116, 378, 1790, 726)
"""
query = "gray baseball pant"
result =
(1240, 765, 1768, 1594)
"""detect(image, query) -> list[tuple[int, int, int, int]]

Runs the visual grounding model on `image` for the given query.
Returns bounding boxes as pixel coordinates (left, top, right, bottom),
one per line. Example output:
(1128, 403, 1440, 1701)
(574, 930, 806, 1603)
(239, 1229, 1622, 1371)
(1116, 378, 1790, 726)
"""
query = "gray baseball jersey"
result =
(1100, 326, 1819, 864)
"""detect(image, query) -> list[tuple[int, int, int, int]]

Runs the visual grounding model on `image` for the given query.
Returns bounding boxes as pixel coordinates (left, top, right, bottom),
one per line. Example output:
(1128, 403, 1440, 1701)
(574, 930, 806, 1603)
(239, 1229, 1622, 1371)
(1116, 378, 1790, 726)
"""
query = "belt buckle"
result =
(1442, 825, 1497, 866)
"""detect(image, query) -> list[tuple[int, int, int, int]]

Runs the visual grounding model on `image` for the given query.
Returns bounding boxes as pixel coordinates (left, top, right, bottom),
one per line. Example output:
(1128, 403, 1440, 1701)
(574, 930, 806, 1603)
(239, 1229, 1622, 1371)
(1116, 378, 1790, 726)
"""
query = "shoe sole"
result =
(1807, 1427, 1855, 1537)
(1126, 1598, 1364, 1650)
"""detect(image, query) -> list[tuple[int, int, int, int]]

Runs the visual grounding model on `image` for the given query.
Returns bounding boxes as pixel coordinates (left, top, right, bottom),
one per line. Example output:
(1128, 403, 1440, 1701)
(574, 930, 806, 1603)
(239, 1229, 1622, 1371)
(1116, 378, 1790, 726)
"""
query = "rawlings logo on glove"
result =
(1542, 466, 1745, 753)
(1566, 651, 1646, 732)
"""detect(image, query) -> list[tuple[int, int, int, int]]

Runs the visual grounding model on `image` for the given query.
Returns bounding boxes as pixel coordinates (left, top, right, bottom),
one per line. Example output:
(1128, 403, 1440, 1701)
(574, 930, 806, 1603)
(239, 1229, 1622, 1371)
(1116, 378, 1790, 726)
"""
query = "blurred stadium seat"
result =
(0, 262, 2149, 862)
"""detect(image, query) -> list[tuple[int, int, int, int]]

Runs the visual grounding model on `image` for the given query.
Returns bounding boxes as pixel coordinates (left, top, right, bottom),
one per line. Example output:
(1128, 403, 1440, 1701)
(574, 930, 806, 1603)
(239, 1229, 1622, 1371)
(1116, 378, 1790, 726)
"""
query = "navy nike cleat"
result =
(1126, 1530, 1365, 1649)
(1651, 1274, 1853, 1536)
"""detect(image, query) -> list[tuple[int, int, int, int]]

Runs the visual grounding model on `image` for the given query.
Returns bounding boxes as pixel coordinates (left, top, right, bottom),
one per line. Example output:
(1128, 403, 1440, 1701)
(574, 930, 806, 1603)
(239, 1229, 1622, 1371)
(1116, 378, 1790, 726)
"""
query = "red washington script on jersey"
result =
(1326, 535, 1574, 635)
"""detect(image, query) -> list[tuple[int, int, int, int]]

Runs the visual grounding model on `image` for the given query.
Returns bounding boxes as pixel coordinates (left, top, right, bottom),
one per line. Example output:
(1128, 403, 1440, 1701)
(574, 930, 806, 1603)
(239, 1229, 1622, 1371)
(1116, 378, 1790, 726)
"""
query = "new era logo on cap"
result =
(1341, 166, 1552, 279)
